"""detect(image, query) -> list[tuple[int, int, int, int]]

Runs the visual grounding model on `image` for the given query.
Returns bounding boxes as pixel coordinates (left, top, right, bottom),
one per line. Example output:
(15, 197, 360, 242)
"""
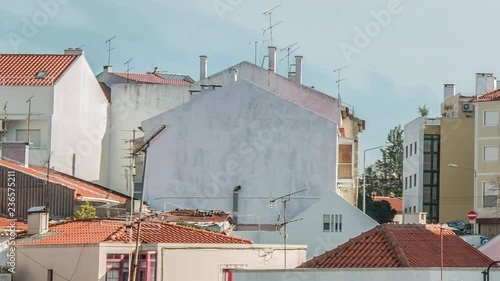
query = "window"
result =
(414, 173, 417, 187)
(410, 143, 413, 156)
(483, 110, 499, 126)
(405, 177, 408, 189)
(35, 71, 48, 79)
(483, 182, 498, 208)
(47, 269, 53, 281)
(409, 175, 412, 188)
(405, 146, 408, 158)
(404, 208, 407, 213)
(137, 252, 156, 281)
(323, 214, 342, 233)
(414, 141, 417, 154)
(223, 269, 233, 281)
(413, 206, 416, 213)
(483, 146, 499, 162)
(106, 254, 129, 281)
(16, 129, 42, 147)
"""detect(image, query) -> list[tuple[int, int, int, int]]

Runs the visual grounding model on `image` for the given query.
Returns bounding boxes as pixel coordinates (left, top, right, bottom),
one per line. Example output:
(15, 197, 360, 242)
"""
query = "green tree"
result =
(73, 201, 96, 219)
(418, 105, 430, 117)
(357, 195, 396, 223)
(376, 125, 404, 197)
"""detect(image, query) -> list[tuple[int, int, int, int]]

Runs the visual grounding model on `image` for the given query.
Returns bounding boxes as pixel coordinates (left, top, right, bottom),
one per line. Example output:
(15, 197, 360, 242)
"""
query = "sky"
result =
(1, 0, 499, 167)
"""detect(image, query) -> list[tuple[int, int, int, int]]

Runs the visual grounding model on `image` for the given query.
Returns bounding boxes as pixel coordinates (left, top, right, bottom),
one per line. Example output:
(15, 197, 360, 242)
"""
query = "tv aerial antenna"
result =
(333, 66, 348, 101)
(26, 95, 34, 145)
(280, 43, 300, 76)
(270, 188, 307, 269)
(2, 102, 8, 142)
(249, 40, 265, 65)
(124, 58, 134, 83)
(262, 4, 282, 46)
(105, 36, 116, 65)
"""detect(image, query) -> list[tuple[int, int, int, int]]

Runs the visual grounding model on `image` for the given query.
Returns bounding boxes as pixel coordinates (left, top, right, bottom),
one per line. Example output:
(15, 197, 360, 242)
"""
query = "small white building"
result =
(96, 67, 194, 194)
(0, 49, 108, 181)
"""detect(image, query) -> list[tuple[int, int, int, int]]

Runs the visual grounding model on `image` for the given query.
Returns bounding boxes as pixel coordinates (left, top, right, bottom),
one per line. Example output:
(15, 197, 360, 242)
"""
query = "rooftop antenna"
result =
(333, 66, 348, 101)
(280, 43, 300, 76)
(122, 129, 138, 217)
(249, 40, 264, 65)
(26, 95, 34, 144)
(43, 151, 54, 212)
(270, 188, 307, 269)
(77, 44, 85, 49)
(262, 4, 282, 46)
(2, 102, 8, 142)
(124, 58, 134, 83)
(105, 36, 116, 65)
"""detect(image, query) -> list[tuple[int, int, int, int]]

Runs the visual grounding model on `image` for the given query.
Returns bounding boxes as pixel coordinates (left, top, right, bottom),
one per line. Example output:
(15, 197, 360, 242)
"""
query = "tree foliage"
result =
(418, 105, 430, 117)
(73, 201, 96, 219)
(357, 195, 396, 224)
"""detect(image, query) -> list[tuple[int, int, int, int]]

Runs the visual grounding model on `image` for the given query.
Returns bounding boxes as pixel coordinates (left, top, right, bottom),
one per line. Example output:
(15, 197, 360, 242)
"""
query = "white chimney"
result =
(64, 48, 83, 56)
(229, 68, 238, 83)
(200, 55, 208, 80)
(268, 46, 277, 73)
(2, 142, 29, 167)
(103, 65, 113, 73)
(27, 207, 49, 235)
(295, 55, 303, 84)
(443, 83, 455, 101)
(476, 73, 496, 96)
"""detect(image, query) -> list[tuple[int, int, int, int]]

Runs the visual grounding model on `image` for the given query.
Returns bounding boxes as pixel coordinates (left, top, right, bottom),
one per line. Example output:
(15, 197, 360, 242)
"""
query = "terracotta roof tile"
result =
(18, 216, 252, 245)
(0, 216, 27, 237)
(472, 89, 500, 102)
(298, 224, 493, 268)
(0, 54, 78, 86)
(373, 196, 403, 213)
(111, 72, 193, 85)
(0, 160, 127, 204)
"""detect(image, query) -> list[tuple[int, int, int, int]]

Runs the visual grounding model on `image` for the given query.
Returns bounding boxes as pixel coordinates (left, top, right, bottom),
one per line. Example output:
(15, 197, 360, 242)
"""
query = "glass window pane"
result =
(423, 172, 431, 185)
(323, 215, 330, 232)
(423, 186, 431, 203)
(433, 139, 439, 153)
(484, 110, 499, 126)
(432, 156, 438, 170)
(483, 146, 499, 162)
(424, 154, 432, 170)
(424, 140, 432, 153)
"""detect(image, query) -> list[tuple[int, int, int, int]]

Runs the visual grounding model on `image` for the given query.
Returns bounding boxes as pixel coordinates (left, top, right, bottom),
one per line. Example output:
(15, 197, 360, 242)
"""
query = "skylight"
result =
(35, 71, 48, 79)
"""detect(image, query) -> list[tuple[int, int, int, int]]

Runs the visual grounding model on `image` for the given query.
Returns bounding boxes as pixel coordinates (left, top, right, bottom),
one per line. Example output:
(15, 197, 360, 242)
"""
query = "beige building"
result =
(472, 90, 500, 238)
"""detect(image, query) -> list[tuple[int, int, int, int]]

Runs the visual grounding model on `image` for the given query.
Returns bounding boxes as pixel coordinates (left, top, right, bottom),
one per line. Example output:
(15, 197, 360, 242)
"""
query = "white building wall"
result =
(142, 80, 338, 224)
(232, 268, 500, 281)
(15, 245, 100, 281)
(51, 55, 108, 181)
(403, 117, 425, 213)
(233, 191, 378, 259)
(104, 83, 191, 193)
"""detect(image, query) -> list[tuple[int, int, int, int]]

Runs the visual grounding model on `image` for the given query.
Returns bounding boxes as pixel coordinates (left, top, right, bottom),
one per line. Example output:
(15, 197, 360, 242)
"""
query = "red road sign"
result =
(467, 210, 477, 220)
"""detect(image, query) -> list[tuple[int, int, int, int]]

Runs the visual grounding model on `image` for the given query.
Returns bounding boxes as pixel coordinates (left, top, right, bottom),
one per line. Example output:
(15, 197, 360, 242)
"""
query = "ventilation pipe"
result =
(268, 47, 277, 73)
(443, 84, 455, 101)
(233, 185, 242, 226)
(295, 55, 303, 84)
(200, 55, 208, 80)
(229, 69, 238, 83)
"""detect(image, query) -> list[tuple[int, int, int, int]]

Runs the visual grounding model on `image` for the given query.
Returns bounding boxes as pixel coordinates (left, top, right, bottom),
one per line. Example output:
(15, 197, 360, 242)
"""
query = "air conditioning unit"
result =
(463, 103, 474, 112)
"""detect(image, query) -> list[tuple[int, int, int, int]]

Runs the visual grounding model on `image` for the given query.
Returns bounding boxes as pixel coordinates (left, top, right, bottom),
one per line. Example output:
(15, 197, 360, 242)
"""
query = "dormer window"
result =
(35, 71, 48, 79)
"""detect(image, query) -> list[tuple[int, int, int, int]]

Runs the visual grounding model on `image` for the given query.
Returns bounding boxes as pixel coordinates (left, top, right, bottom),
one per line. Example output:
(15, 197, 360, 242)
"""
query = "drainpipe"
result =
(233, 186, 241, 226)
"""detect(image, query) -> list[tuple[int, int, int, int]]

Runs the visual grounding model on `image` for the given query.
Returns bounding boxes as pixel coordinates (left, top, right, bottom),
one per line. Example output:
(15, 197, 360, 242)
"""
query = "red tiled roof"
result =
(0, 216, 27, 237)
(0, 160, 127, 204)
(0, 54, 78, 86)
(19, 217, 252, 245)
(111, 72, 193, 85)
(472, 89, 500, 102)
(373, 196, 403, 213)
(298, 224, 493, 268)
(99, 82, 111, 102)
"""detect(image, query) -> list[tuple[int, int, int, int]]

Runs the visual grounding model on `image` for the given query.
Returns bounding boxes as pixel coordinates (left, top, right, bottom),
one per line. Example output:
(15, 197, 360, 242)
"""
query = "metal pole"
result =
(131, 149, 147, 281)
(363, 149, 367, 213)
(283, 198, 287, 269)
(440, 226, 444, 281)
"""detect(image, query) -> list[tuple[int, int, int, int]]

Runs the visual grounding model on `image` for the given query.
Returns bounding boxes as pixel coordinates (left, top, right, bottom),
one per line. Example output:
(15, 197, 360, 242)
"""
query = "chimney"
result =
(229, 69, 238, 83)
(268, 46, 277, 73)
(2, 142, 29, 167)
(443, 83, 455, 101)
(153, 67, 161, 74)
(295, 55, 303, 84)
(27, 206, 49, 235)
(200, 55, 208, 80)
(476, 73, 496, 96)
(103, 65, 113, 73)
(64, 48, 83, 56)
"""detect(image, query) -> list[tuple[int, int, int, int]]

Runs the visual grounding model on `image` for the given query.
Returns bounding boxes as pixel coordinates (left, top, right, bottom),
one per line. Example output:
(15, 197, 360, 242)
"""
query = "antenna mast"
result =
(26, 95, 34, 144)
(270, 188, 307, 269)
(263, 4, 282, 46)
(249, 40, 263, 65)
(105, 36, 116, 65)
(333, 66, 348, 101)
(280, 43, 300, 76)
(2, 102, 8, 142)
(124, 58, 134, 83)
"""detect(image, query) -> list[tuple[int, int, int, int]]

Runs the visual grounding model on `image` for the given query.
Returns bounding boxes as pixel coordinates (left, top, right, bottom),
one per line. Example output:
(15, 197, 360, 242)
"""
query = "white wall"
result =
(403, 117, 424, 213)
(233, 191, 378, 259)
(196, 61, 342, 125)
(160, 244, 307, 281)
(51, 55, 108, 181)
(142, 80, 338, 224)
(15, 245, 100, 281)
(232, 268, 500, 281)
(104, 83, 191, 193)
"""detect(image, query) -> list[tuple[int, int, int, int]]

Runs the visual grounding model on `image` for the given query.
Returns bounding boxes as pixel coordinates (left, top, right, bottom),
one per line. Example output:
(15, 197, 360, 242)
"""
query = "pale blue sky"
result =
(1, 0, 498, 167)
